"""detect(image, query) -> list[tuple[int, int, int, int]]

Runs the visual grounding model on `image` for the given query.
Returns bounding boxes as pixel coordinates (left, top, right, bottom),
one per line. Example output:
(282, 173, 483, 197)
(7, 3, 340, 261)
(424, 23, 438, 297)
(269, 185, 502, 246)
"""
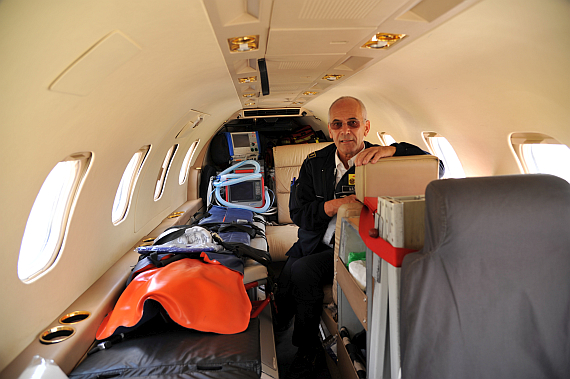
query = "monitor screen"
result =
(232, 133, 250, 148)
(228, 181, 254, 202)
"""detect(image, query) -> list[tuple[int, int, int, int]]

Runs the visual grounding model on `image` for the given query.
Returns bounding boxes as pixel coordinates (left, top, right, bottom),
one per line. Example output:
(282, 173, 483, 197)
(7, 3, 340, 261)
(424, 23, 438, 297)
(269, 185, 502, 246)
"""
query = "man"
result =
(274, 96, 443, 378)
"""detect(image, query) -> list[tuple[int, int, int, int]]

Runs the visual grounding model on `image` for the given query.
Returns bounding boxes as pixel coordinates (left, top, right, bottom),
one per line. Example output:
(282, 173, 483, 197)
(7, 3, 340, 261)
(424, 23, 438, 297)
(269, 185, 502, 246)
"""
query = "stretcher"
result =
(68, 209, 278, 379)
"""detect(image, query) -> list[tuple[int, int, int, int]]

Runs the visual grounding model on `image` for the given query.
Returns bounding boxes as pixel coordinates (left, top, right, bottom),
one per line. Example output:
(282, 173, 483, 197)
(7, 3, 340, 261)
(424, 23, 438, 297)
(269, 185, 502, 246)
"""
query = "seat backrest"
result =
(400, 175, 570, 379)
(273, 142, 332, 224)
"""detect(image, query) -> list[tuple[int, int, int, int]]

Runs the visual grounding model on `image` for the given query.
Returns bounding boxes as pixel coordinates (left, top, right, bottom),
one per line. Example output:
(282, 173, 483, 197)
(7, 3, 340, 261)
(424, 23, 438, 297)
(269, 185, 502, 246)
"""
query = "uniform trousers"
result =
(275, 243, 334, 348)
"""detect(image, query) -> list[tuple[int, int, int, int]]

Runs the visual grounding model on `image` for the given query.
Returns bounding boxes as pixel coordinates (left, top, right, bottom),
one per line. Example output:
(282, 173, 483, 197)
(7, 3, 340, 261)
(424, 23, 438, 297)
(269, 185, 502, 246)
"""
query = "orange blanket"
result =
(96, 256, 251, 339)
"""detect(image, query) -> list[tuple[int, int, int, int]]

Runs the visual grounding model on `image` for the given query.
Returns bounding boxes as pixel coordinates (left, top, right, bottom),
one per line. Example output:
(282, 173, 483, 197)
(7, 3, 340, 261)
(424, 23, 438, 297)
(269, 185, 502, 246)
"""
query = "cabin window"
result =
(179, 140, 200, 185)
(510, 133, 570, 183)
(17, 152, 92, 282)
(112, 146, 151, 225)
(377, 132, 396, 146)
(154, 144, 179, 201)
(422, 132, 466, 179)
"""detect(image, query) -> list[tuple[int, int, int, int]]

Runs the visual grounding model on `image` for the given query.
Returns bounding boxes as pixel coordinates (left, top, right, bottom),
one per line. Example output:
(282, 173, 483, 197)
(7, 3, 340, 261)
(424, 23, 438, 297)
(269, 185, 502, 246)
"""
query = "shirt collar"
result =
(335, 144, 365, 170)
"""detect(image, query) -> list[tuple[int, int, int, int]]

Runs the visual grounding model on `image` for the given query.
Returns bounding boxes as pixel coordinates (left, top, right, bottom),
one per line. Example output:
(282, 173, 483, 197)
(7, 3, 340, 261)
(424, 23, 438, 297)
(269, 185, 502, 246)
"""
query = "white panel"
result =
(266, 28, 375, 56)
(271, 0, 389, 28)
(49, 31, 141, 96)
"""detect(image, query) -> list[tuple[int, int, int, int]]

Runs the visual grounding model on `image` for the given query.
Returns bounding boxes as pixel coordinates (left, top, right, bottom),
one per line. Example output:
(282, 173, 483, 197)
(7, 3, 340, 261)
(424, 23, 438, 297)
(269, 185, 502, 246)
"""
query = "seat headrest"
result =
(422, 174, 570, 256)
(355, 154, 440, 200)
(273, 142, 333, 168)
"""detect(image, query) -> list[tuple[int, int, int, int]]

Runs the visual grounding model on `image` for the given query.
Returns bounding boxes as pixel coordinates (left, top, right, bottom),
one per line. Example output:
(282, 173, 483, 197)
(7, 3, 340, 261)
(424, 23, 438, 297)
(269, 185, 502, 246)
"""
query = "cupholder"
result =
(39, 326, 75, 344)
(59, 310, 91, 324)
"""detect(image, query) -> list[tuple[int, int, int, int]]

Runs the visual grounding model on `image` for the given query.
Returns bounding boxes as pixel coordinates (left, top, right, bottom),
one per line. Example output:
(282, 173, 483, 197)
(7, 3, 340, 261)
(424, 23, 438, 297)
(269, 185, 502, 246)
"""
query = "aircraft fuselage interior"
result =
(1, 0, 569, 378)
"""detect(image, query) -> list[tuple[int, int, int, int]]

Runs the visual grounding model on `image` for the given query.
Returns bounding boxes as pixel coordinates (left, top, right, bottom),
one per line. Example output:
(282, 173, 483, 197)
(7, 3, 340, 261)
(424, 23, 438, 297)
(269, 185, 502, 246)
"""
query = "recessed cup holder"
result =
(59, 310, 91, 324)
(39, 326, 76, 344)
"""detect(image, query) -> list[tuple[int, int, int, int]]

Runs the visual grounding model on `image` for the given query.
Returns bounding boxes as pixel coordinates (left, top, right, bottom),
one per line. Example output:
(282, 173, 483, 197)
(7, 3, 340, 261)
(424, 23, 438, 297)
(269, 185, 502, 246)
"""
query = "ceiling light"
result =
(238, 76, 257, 84)
(322, 74, 344, 81)
(303, 91, 318, 96)
(228, 35, 259, 52)
(362, 33, 407, 49)
(242, 93, 256, 98)
(245, 102, 255, 106)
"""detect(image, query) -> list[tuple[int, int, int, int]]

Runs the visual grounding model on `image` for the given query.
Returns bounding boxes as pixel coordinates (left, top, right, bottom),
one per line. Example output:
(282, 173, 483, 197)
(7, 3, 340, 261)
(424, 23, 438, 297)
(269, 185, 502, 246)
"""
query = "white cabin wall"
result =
(305, 0, 570, 177)
(0, 0, 240, 371)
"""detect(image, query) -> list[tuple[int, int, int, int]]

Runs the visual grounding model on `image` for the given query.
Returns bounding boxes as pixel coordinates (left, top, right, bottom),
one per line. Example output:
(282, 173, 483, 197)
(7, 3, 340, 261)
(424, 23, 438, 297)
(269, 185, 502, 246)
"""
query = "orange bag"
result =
(96, 255, 251, 339)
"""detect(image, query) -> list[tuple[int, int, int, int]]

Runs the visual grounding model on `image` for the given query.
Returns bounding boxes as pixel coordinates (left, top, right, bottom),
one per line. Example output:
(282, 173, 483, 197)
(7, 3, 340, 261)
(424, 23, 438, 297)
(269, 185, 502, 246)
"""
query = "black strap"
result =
(213, 237, 272, 268)
(198, 222, 264, 239)
(147, 252, 200, 268)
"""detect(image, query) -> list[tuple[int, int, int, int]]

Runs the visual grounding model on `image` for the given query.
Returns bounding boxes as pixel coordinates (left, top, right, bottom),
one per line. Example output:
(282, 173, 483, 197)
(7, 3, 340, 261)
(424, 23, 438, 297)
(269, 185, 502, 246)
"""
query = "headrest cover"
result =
(421, 174, 570, 256)
(355, 155, 439, 200)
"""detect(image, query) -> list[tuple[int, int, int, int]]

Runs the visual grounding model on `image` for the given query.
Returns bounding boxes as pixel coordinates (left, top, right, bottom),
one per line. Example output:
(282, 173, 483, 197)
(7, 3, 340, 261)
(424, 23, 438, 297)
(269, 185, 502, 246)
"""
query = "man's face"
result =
(328, 98, 370, 159)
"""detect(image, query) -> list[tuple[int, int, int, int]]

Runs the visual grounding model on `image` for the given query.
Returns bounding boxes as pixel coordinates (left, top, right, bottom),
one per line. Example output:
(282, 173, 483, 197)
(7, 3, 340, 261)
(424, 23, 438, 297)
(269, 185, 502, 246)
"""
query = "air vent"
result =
(241, 108, 304, 118)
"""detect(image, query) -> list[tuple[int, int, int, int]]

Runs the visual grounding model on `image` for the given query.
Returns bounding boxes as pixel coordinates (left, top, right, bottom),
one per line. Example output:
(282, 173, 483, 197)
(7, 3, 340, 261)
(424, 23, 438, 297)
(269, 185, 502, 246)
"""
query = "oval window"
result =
(112, 146, 151, 224)
(154, 144, 179, 201)
(179, 140, 200, 185)
(422, 132, 466, 179)
(18, 152, 92, 282)
(510, 132, 570, 183)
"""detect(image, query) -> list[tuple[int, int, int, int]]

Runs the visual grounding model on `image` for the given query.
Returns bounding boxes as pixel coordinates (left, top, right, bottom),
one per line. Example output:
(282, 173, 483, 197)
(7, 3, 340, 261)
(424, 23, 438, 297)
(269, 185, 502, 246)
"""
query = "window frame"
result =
(112, 145, 151, 225)
(17, 152, 92, 282)
(422, 131, 466, 179)
(154, 144, 179, 201)
(377, 132, 396, 147)
(510, 132, 570, 182)
(178, 139, 200, 185)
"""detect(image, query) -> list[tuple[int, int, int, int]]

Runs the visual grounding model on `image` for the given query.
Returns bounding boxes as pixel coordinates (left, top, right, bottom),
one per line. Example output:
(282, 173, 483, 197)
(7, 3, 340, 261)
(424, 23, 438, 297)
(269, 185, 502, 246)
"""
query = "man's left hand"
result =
(354, 146, 396, 166)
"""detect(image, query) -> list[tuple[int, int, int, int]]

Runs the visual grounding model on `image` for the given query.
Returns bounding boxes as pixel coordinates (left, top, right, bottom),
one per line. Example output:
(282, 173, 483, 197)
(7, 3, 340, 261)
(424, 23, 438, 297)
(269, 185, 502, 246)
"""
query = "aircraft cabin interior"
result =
(1, 0, 569, 378)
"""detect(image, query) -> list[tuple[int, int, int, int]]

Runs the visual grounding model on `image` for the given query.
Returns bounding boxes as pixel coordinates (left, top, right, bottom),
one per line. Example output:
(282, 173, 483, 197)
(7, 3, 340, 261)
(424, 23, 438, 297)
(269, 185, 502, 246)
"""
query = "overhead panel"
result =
(270, 0, 389, 29)
(265, 55, 339, 85)
(203, 0, 483, 109)
(266, 28, 375, 56)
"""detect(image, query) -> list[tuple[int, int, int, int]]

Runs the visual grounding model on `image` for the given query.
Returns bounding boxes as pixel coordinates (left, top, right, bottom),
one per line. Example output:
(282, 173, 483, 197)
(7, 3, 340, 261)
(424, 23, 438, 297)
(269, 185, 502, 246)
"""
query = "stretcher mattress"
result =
(69, 318, 261, 379)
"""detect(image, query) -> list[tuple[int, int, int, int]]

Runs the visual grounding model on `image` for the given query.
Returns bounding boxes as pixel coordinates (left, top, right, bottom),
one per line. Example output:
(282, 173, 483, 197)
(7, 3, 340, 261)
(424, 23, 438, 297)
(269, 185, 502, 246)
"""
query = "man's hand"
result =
(354, 146, 396, 166)
(324, 195, 361, 217)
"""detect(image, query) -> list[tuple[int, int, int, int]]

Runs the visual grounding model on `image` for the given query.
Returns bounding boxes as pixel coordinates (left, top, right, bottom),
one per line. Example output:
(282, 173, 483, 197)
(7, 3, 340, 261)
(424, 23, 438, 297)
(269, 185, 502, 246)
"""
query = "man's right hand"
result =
(324, 195, 361, 217)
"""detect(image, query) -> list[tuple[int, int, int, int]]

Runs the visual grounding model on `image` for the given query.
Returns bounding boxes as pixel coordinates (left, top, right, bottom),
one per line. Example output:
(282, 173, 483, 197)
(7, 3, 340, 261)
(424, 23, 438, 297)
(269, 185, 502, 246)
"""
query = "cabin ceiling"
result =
(203, 0, 481, 109)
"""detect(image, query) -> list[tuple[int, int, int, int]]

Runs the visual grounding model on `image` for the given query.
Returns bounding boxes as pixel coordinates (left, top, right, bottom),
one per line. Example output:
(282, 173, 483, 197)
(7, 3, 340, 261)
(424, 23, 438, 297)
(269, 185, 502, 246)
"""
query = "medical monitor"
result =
(225, 131, 260, 162)
(225, 161, 265, 208)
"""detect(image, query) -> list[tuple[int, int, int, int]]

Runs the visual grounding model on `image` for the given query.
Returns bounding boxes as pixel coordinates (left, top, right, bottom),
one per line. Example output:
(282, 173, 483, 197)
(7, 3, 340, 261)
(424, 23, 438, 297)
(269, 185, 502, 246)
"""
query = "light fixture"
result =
(238, 76, 257, 84)
(362, 33, 407, 49)
(242, 93, 256, 98)
(228, 35, 259, 52)
(322, 74, 344, 81)
(302, 91, 318, 96)
(245, 102, 255, 106)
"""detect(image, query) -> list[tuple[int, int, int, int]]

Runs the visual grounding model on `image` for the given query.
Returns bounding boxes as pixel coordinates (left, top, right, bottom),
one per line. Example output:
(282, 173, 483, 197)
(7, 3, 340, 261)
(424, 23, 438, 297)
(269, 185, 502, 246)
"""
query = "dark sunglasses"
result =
(329, 120, 363, 130)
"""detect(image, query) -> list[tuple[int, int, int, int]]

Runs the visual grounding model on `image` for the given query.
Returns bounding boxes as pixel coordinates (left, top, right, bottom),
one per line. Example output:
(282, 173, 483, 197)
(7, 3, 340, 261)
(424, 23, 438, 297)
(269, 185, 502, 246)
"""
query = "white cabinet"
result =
(336, 196, 425, 379)
(335, 217, 371, 379)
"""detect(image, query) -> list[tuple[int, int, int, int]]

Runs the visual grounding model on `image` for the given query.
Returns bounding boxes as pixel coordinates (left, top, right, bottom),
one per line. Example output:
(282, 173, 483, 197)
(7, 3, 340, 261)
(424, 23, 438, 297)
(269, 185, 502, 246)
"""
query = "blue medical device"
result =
(225, 131, 261, 162)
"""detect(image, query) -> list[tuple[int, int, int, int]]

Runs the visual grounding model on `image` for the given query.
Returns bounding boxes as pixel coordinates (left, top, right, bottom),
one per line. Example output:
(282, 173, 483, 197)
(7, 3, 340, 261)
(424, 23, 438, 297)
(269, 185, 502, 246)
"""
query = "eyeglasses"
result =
(329, 120, 363, 130)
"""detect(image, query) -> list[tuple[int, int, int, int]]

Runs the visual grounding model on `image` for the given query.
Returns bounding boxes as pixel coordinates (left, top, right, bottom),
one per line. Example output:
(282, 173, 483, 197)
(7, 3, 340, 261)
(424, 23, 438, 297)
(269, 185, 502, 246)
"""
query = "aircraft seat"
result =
(266, 142, 332, 261)
(266, 143, 334, 308)
(400, 174, 570, 379)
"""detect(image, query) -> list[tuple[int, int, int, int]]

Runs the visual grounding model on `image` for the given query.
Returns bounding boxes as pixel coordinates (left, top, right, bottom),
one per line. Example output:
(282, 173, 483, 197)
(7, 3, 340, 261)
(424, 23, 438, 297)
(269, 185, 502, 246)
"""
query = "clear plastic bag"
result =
(137, 226, 221, 254)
